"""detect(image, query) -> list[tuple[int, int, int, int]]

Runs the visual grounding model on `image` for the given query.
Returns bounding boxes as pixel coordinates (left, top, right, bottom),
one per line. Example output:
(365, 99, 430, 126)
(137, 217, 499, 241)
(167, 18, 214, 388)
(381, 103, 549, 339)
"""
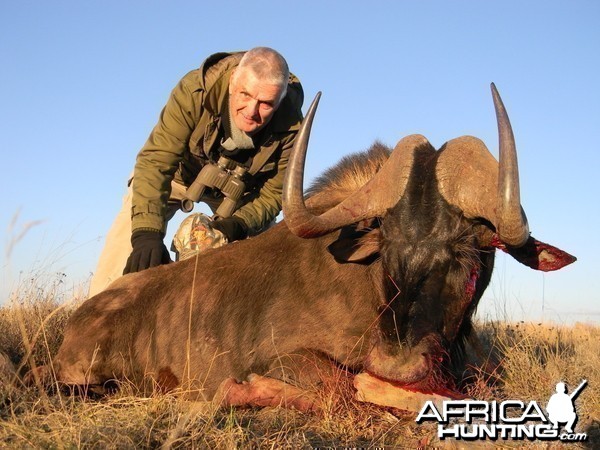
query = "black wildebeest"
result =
(42, 84, 575, 410)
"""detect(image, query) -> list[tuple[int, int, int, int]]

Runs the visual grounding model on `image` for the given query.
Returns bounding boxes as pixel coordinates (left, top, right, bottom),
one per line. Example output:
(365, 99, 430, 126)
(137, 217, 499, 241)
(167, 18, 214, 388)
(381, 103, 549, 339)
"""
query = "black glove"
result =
(211, 216, 248, 242)
(123, 230, 171, 274)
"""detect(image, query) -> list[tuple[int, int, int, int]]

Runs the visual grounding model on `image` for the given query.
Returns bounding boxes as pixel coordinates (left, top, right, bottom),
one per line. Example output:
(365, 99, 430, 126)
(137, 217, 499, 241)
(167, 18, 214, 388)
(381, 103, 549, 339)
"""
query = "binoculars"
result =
(181, 156, 247, 218)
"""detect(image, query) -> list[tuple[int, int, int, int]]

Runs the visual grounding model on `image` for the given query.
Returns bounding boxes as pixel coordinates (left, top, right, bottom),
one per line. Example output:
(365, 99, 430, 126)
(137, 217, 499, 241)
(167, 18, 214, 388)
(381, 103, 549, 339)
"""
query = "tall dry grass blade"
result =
(12, 302, 52, 416)
(5, 209, 45, 260)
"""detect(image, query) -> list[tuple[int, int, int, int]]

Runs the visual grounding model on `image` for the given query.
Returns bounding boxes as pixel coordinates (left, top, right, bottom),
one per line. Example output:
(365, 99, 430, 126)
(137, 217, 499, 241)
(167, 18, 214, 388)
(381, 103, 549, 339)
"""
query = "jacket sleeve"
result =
(232, 134, 295, 233)
(131, 71, 201, 234)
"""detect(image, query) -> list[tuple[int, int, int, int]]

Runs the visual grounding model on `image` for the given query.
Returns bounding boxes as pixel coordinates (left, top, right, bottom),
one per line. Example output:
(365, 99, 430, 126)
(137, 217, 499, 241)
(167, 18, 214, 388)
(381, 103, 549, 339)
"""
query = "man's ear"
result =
(328, 227, 381, 264)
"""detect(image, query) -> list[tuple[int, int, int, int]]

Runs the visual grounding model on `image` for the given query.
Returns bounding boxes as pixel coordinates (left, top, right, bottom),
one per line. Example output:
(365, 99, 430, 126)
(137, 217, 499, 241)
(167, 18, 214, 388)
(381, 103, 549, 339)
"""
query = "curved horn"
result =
(283, 93, 426, 238)
(436, 84, 529, 247)
(491, 83, 529, 247)
(282, 92, 325, 237)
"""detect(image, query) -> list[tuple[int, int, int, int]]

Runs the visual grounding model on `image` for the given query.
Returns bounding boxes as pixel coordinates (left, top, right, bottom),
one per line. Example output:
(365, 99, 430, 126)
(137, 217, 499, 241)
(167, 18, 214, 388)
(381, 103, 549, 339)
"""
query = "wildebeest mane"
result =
(304, 142, 391, 214)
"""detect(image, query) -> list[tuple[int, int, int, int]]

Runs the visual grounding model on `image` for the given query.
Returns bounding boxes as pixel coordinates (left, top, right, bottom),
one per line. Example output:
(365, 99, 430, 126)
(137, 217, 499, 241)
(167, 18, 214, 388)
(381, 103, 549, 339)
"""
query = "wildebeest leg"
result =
(213, 350, 342, 412)
(213, 374, 318, 412)
(264, 349, 339, 387)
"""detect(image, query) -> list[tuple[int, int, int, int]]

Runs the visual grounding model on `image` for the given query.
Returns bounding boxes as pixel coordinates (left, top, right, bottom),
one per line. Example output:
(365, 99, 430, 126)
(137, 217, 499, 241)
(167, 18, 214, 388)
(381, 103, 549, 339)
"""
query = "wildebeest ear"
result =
(492, 235, 577, 272)
(328, 227, 382, 264)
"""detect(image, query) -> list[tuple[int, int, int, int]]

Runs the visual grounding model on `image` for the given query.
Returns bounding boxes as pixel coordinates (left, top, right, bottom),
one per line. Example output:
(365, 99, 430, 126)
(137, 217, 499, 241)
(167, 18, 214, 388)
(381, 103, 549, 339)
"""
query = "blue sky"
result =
(1, 1, 598, 323)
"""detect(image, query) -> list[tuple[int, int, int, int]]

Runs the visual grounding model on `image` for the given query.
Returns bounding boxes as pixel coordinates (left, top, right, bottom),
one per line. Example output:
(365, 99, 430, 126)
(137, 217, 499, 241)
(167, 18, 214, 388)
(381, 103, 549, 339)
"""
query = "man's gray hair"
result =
(233, 47, 290, 102)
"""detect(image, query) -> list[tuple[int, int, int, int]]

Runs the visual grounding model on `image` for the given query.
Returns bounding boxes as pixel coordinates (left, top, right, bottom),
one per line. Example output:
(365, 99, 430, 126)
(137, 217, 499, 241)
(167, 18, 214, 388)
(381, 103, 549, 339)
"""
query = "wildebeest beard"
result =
(374, 142, 495, 387)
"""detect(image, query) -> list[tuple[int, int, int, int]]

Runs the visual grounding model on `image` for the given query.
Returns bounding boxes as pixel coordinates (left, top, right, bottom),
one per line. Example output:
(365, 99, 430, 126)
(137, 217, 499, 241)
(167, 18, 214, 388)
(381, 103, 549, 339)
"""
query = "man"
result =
(89, 47, 303, 296)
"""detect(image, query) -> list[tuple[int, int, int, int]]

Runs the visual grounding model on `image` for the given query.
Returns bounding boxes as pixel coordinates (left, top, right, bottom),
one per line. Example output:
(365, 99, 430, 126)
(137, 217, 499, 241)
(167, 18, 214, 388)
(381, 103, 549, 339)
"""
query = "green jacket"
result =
(131, 52, 304, 235)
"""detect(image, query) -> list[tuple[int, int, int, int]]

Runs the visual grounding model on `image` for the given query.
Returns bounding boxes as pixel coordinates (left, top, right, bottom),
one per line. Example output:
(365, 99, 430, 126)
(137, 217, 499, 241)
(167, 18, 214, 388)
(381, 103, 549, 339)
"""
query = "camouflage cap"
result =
(172, 213, 228, 261)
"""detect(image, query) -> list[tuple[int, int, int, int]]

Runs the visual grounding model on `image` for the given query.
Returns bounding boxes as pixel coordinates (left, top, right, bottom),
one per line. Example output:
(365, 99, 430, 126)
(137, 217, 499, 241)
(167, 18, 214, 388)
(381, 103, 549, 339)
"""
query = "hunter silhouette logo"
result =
(416, 380, 588, 442)
(546, 380, 587, 434)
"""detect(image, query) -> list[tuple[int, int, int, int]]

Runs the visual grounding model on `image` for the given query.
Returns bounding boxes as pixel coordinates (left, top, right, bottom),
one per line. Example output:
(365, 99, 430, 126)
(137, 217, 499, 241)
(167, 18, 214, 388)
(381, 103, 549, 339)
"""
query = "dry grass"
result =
(0, 277, 598, 449)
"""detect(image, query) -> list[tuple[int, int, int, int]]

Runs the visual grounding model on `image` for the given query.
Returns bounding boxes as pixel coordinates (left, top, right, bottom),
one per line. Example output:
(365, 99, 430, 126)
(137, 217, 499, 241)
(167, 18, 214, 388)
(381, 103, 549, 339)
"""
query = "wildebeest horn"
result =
(284, 92, 423, 238)
(282, 92, 322, 237)
(491, 83, 530, 247)
(436, 84, 529, 247)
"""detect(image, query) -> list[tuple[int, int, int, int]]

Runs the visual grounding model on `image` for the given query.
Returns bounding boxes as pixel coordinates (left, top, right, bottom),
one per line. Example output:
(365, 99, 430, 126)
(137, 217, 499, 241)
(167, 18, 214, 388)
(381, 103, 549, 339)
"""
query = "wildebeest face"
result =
(368, 197, 491, 386)
(360, 143, 491, 386)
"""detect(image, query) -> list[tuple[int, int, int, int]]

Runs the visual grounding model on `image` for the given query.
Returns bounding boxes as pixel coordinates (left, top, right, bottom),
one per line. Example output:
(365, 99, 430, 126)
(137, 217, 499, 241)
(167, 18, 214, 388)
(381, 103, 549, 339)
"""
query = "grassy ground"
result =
(1, 279, 598, 449)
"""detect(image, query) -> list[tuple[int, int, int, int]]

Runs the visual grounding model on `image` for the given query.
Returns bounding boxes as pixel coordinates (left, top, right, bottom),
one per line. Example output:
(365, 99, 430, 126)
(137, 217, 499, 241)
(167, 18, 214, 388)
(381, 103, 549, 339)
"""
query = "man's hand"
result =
(123, 230, 171, 274)
(211, 216, 248, 242)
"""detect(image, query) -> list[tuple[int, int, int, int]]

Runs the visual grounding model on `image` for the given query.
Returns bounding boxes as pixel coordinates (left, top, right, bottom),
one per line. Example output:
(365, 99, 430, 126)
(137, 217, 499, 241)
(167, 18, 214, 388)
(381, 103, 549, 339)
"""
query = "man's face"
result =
(229, 68, 284, 134)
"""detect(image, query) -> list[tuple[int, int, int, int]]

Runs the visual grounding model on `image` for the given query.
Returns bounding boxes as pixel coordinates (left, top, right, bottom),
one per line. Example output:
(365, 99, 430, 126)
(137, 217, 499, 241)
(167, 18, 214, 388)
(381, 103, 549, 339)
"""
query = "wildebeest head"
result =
(283, 86, 576, 390)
